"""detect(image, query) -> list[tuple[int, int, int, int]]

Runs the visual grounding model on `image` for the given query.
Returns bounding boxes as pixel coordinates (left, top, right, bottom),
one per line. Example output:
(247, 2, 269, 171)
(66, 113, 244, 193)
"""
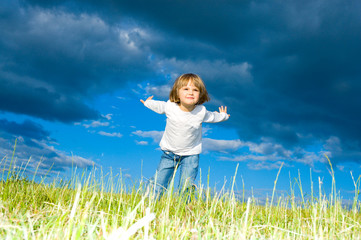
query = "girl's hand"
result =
(219, 106, 230, 117)
(140, 95, 153, 104)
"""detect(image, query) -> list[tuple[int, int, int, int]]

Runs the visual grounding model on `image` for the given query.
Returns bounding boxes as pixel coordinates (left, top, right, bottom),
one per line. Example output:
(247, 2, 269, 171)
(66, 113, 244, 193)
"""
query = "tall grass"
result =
(1, 152, 361, 239)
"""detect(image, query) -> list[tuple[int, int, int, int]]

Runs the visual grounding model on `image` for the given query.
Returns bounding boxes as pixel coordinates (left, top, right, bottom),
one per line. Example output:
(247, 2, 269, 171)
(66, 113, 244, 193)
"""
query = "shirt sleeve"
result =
(144, 99, 166, 114)
(203, 111, 229, 123)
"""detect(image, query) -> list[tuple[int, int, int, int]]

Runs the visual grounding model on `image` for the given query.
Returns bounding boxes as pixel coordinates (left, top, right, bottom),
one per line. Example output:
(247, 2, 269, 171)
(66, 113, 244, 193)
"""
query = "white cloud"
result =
(222, 148, 327, 167)
(132, 130, 164, 143)
(102, 114, 113, 120)
(145, 84, 171, 99)
(98, 131, 122, 138)
(221, 154, 283, 162)
(57, 152, 95, 169)
(202, 138, 244, 153)
(118, 27, 149, 52)
(337, 165, 345, 172)
(83, 121, 110, 128)
(247, 161, 286, 170)
(247, 139, 292, 157)
(323, 136, 342, 156)
(218, 137, 331, 170)
(135, 140, 149, 145)
(202, 126, 212, 136)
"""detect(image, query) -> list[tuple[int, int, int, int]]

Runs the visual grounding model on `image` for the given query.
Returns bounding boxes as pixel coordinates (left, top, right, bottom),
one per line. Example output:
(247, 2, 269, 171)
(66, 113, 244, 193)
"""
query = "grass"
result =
(1, 152, 361, 239)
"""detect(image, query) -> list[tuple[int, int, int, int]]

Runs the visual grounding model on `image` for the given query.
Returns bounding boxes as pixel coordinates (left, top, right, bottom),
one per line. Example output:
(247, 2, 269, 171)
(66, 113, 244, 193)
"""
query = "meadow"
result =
(1, 152, 361, 239)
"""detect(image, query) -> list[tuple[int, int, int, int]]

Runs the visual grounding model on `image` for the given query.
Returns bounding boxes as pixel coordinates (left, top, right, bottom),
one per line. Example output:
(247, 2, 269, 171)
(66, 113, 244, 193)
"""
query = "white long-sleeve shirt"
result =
(144, 100, 229, 155)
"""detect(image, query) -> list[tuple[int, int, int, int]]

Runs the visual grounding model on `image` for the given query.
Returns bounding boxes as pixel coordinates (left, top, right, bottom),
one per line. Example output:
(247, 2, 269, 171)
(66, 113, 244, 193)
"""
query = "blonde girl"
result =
(140, 73, 229, 196)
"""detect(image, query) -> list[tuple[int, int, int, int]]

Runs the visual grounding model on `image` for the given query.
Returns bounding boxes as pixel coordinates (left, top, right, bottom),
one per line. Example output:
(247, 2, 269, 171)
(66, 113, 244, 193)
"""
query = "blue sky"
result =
(1, 0, 361, 200)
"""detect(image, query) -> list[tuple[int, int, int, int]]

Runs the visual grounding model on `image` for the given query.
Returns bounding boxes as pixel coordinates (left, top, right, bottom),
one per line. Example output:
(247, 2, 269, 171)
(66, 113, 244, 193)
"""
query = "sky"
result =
(1, 0, 361, 200)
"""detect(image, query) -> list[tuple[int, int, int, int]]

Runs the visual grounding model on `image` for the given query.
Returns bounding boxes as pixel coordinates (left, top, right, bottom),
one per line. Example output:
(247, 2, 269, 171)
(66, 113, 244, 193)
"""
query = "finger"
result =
(140, 99, 145, 104)
(148, 96, 154, 100)
(225, 106, 227, 113)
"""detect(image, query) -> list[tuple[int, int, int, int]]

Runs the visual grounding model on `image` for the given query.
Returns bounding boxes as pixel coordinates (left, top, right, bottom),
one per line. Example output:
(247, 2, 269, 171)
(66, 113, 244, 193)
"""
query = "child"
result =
(140, 73, 229, 196)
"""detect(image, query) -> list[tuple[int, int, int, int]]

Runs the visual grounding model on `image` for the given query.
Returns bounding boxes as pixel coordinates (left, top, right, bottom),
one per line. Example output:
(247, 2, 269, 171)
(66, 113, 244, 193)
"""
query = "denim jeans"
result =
(150, 150, 199, 196)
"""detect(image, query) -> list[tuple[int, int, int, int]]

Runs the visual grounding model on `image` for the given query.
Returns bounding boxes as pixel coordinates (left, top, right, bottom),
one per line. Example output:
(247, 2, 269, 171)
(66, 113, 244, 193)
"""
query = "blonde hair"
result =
(169, 73, 210, 105)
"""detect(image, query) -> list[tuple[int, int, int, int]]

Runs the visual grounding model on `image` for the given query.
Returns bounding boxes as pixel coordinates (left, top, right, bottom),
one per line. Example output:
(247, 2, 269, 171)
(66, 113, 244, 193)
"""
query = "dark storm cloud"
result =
(23, 0, 261, 55)
(0, 1, 157, 122)
(2, 0, 361, 166)
(0, 119, 49, 140)
(237, 0, 361, 152)
(0, 80, 99, 122)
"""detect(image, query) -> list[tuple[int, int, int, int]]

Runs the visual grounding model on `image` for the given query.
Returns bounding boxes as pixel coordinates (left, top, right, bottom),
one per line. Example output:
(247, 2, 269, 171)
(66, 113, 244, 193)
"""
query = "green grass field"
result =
(1, 153, 361, 239)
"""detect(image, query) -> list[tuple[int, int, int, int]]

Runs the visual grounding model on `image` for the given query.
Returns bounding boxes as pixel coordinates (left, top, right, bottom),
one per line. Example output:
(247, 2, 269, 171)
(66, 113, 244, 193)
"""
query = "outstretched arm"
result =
(204, 106, 230, 123)
(140, 96, 166, 114)
(140, 95, 153, 104)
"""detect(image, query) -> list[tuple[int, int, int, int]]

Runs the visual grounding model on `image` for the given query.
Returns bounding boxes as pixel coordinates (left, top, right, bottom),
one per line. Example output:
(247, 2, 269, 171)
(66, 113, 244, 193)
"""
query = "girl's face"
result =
(178, 80, 200, 109)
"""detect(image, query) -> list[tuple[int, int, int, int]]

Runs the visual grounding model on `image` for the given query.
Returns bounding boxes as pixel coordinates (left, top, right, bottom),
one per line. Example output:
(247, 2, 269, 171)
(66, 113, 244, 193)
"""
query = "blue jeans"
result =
(150, 150, 199, 196)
